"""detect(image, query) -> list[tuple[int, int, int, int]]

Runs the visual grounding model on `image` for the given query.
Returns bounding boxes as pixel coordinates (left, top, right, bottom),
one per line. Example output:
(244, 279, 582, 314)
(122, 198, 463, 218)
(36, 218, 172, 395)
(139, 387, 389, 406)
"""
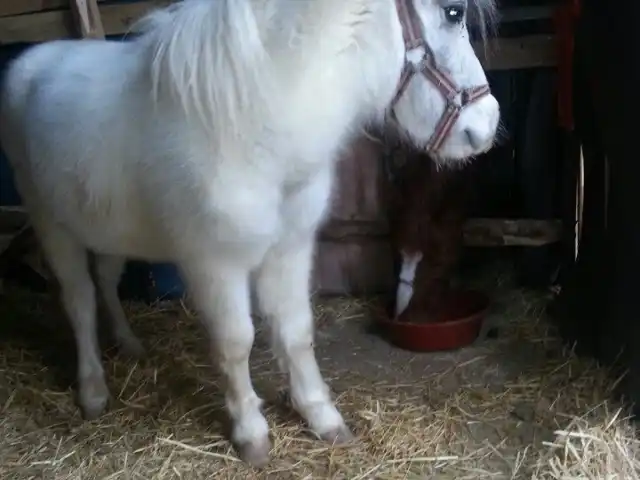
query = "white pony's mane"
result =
(132, 0, 273, 147)
(132, 0, 498, 146)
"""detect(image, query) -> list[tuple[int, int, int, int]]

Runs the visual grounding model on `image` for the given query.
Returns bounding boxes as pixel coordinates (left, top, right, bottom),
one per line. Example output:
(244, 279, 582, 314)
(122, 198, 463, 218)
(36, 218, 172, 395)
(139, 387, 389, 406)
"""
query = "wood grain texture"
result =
(313, 239, 395, 295)
(0, 1, 171, 43)
(71, 0, 105, 39)
(0, 1, 73, 18)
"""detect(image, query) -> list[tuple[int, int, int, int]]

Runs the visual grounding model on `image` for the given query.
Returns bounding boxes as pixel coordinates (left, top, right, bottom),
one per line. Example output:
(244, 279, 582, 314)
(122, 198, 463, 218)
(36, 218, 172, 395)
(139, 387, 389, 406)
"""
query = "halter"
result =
(389, 0, 491, 153)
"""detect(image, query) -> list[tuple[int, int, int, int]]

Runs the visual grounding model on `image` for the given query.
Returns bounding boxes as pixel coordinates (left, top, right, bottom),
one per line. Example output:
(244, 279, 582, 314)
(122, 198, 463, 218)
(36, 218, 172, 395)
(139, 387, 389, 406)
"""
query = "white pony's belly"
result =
(54, 180, 282, 267)
(58, 206, 173, 261)
(29, 173, 173, 261)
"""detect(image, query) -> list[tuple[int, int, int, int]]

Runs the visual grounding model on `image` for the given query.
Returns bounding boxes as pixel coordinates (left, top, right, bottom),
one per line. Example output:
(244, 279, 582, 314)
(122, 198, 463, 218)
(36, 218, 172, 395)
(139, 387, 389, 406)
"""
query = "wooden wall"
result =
(314, 138, 394, 295)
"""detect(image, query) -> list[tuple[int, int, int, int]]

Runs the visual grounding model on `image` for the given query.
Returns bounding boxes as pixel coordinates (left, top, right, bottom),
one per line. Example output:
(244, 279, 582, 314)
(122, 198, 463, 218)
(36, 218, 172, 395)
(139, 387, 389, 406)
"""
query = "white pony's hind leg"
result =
(94, 254, 145, 358)
(255, 240, 353, 444)
(33, 221, 110, 419)
(180, 257, 270, 467)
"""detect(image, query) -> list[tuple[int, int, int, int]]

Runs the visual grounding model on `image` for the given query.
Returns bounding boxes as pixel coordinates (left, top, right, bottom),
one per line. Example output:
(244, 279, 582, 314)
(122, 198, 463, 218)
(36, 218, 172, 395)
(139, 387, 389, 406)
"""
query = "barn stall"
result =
(0, 1, 638, 478)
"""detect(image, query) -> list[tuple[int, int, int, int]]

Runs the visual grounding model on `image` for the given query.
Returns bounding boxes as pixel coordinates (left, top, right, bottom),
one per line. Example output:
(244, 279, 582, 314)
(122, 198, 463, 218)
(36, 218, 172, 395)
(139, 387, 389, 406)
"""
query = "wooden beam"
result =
(0, 1, 171, 44)
(474, 34, 556, 71)
(463, 218, 563, 247)
(70, 0, 105, 39)
(0, 1, 71, 18)
(319, 218, 564, 247)
(499, 5, 555, 23)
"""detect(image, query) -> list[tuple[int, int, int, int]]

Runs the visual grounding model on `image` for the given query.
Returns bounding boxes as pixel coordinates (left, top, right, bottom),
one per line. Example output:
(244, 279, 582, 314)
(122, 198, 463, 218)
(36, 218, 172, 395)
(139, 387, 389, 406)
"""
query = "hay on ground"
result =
(0, 264, 638, 479)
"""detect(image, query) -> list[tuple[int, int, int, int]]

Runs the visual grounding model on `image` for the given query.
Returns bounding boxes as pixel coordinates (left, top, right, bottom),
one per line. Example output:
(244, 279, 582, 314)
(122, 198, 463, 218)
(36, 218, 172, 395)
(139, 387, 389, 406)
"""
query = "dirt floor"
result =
(0, 261, 638, 479)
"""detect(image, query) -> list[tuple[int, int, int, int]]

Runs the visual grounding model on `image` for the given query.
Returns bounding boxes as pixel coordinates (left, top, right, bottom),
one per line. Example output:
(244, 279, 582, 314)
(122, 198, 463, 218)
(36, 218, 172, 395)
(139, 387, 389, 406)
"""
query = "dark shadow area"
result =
(0, 287, 78, 391)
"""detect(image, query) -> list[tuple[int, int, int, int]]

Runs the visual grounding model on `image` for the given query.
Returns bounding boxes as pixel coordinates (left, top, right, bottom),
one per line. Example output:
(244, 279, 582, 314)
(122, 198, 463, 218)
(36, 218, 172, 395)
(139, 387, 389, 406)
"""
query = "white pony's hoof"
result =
(319, 424, 355, 445)
(80, 393, 110, 421)
(82, 401, 108, 421)
(237, 437, 271, 468)
(79, 376, 110, 420)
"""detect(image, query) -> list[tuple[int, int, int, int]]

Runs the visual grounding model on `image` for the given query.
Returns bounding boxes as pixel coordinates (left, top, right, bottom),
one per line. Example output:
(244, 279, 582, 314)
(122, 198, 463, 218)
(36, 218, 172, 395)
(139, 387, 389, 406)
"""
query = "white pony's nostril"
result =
(464, 128, 482, 150)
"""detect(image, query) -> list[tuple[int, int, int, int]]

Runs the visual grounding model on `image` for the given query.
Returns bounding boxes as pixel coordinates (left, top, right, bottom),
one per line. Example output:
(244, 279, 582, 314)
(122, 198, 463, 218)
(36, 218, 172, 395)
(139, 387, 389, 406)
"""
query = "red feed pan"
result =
(378, 289, 490, 352)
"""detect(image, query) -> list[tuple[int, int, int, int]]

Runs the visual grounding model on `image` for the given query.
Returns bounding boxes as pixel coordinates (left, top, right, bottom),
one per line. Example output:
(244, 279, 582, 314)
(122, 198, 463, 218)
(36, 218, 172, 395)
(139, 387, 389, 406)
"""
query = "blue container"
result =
(148, 262, 186, 301)
(117, 262, 185, 303)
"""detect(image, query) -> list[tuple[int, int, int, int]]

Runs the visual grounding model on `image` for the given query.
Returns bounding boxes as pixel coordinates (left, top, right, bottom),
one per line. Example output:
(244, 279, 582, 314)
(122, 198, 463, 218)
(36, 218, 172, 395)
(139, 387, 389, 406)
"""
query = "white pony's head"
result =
(388, 0, 500, 162)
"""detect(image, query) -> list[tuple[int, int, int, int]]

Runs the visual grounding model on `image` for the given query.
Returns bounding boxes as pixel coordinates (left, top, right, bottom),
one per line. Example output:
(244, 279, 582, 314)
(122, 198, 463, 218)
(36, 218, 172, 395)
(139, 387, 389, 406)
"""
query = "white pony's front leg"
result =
(255, 240, 353, 444)
(180, 257, 270, 467)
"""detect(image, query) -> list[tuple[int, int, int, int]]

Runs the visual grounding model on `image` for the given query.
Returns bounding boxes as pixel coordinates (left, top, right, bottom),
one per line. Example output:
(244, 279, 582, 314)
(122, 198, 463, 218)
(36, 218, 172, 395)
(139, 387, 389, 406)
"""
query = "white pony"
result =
(0, 0, 499, 466)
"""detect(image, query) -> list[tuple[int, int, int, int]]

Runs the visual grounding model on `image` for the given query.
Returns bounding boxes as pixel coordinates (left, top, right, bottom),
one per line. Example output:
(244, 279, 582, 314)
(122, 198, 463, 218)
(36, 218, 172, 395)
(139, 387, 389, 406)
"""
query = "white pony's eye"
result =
(443, 5, 465, 24)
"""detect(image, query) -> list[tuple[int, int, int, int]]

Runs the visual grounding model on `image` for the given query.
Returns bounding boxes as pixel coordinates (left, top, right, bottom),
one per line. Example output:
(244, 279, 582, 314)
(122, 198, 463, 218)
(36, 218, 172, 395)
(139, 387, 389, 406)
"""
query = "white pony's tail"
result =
(139, 0, 273, 142)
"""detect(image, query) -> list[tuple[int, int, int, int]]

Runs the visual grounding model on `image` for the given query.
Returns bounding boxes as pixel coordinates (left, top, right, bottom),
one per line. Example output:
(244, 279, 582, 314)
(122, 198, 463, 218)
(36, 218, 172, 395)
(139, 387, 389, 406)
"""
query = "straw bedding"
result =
(0, 263, 638, 479)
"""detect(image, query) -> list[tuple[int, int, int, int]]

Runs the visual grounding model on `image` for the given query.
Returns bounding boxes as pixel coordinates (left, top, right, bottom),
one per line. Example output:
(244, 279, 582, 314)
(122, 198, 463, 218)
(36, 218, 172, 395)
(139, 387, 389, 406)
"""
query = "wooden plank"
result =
(500, 6, 555, 23)
(0, 1, 70, 18)
(474, 34, 556, 70)
(321, 218, 564, 247)
(71, 0, 105, 39)
(0, 1, 171, 44)
(463, 218, 563, 247)
(313, 239, 395, 295)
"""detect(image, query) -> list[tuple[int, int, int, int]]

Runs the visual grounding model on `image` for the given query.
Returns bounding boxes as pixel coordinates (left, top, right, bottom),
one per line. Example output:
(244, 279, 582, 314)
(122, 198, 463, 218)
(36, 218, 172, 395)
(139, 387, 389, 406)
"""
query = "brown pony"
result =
(386, 147, 472, 323)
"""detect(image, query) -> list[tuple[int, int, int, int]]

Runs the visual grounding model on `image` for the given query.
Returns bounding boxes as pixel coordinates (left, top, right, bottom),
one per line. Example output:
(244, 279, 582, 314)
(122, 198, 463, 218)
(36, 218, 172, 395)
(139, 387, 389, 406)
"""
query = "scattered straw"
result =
(0, 261, 637, 479)
(533, 407, 640, 479)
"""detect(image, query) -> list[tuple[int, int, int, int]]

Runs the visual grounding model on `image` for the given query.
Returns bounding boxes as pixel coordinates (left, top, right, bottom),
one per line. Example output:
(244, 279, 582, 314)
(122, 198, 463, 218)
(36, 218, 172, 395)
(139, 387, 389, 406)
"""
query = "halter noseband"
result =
(389, 0, 491, 153)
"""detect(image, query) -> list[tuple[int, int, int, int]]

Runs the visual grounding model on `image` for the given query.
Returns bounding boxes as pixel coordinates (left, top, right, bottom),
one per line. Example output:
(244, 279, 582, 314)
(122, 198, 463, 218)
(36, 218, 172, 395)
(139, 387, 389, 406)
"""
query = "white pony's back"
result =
(1, 39, 167, 258)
